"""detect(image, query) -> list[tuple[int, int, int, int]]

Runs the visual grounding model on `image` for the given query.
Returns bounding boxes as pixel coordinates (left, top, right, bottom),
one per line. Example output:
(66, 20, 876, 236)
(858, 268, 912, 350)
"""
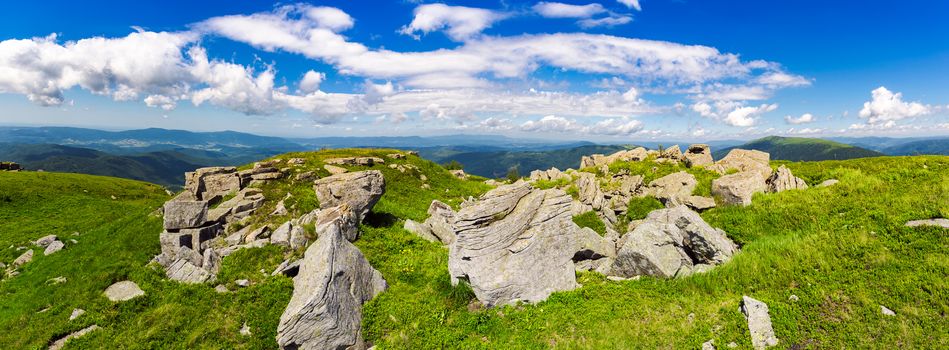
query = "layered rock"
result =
(275, 208, 387, 350)
(683, 144, 714, 167)
(766, 165, 808, 192)
(580, 147, 648, 168)
(610, 206, 737, 278)
(313, 170, 385, 223)
(448, 183, 587, 307)
(184, 167, 241, 202)
(712, 171, 767, 206)
(646, 171, 697, 207)
(709, 149, 772, 179)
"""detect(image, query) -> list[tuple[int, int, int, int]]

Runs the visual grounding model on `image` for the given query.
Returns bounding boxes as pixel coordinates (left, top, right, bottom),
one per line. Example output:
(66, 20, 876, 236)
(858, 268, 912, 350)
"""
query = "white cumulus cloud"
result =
(616, 0, 642, 11)
(400, 4, 507, 41)
(858, 86, 931, 124)
(785, 113, 815, 124)
(533, 2, 606, 18)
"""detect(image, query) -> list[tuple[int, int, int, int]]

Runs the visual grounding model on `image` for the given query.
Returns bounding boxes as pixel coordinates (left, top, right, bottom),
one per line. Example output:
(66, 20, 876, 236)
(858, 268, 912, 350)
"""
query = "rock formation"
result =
(275, 208, 387, 350)
(610, 206, 737, 278)
(580, 147, 648, 168)
(646, 171, 697, 207)
(766, 165, 808, 192)
(313, 170, 385, 223)
(683, 144, 714, 167)
(712, 171, 767, 206)
(448, 183, 593, 307)
(710, 149, 772, 179)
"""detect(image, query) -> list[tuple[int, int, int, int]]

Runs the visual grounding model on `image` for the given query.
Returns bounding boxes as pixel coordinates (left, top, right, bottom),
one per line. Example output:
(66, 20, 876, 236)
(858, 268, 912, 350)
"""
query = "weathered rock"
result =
(289, 225, 309, 250)
(741, 296, 779, 349)
(404, 219, 438, 242)
(702, 339, 716, 350)
(712, 171, 767, 206)
(880, 305, 896, 316)
(576, 172, 607, 210)
(386, 153, 406, 160)
(710, 149, 772, 179)
(13, 250, 33, 267)
(581, 148, 648, 168)
(163, 200, 209, 230)
(34, 234, 58, 247)
(685, 144, 714, 167)
(905, 218, 949, 229)
(325, 157, 384, 166)
(448, 183, 584, 307)
(276, 213, 387, 350)
(294, 171, 317, 181)
(271, 194, 291, 216)
(271, 221, 293, 247)
(323, 164, 348, 175)
(287, 158, 306, 165)
(315, 204, 360, 242)
(647, 171, 697, 206)
(574, 227, 615, 261)
(766, 165, 808, 192)
(817, 179, 839, 187)
(104, 281, 145, 301)
(684, 196, 716, 211)
(449, 169, 468, 179)
(49, 325, 100, 350)
(421, 200, 455, 245)
(611, 206, 736, 278)
(69, 308, 85, 320)
(43, 240, 64, 255)
(235, 279, 250, 287)
(659, 145, 684, 161)
(313, 170, 385, 223)
(184, 167, 241, 202)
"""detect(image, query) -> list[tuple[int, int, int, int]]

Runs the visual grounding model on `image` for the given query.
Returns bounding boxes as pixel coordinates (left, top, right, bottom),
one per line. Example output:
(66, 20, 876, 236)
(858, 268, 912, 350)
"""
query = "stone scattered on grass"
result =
(69, 308, 85, 320)
(905, 218, 949, 229)
(44, 240, 65, 255)
(235, 279, 250, 287)
(881, 305, 896, 316)
(741, 296, 779, 349)
(104, 281, 145, 302)
(49, 325, 99, 350)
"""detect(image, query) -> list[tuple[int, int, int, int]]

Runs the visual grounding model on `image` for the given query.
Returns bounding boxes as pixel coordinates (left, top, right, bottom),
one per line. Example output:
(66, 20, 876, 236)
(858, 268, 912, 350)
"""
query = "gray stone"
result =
(647, 171, 697, 206)
(163, 200, 209, 230)
(289, 225, 309, 250)
(766, 165, 808, 192)
(184, 167, 240, 202)
(276, 213, 387, 350)
(49, 325, 100, 350)
(43, 240, 64, 255)
(240, 322, 252, 336)
(702, 339, 716, 350)
(684, 196, 716, 211)
(69, 308, 85, 320)
(905, 218, 949, 229)
(450, 169, 468, 179)
(448, 183, 583, 307)
(817, 179, 839, 187)
(313, 170, 385, 223)
(684, 144, 714, 167)
(574, 227, 615, 261)
(324, 164, 348, 175)
(425, 200, 457, 245)
(104, 281, 145, 302)
(166, 255, 214, 284)
(404, 219, 438, 243)
(659, 144, 684, 161)
(235, 279, 250, 287)
(13, 249, 33, 267)
(576, 172, 607, 210)
(315, 204, 360, 242)
(741, 296, 779, 349)
(881, 305, 896, 316)
(271, 221, 293, 247)
(712, 171, 767, 206)
(710, 149, 772, 179)
(34, 234, 58, 247)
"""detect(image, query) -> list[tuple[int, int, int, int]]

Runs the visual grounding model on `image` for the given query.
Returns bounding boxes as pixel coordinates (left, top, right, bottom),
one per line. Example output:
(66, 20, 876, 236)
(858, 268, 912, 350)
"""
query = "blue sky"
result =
(0, 0, 947, 140)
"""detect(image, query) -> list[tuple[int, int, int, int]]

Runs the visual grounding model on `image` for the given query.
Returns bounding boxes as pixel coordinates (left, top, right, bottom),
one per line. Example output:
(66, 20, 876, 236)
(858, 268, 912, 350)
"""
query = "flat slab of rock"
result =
(712, 171, 767, 206)
(741, 296, 779, 349)
(647, 171, 697, 206)
(313, 170, 385, 223)
(34, 234, 58, 247)
(13, 249, 33, 267)
(276, 213, 387, 350)
(163, 200, 209, 230)
(449, 183, 583, 307)
(905, 218, 949, 229)
(49, 324, 99, 350)
(104, 281, 145, 302)
(43, 240, 64, 255)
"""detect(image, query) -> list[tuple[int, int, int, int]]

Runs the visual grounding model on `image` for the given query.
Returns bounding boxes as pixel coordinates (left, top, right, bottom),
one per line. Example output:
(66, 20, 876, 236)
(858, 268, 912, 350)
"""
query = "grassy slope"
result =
(715, 136, 885, 161)
(1, 152, 947, 349)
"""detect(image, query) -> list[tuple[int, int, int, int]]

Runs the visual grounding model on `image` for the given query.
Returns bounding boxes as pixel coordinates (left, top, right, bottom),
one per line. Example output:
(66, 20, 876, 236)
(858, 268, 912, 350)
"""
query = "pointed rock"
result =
(766, 165, 808, 192)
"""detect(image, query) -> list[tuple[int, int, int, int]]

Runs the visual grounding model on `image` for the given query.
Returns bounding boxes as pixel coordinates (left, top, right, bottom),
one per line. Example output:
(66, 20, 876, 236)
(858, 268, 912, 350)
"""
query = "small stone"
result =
(215, 284, 228, 293)
(44, 240, 65, 255)
(702, 339, 716, 350)
(34, 234, 58, 247)
(727, 342, 738, 348)
(111, 195, 117, 200)
(740, 296, 779, 349)
(49, 276, 67, 284)
(13, 250, 33, 267)
(69, 239, 78, 244)
(69, 308, 85, 320)
(817, 179, 839, 187)
(789, 294, 799, 302)
(240, 322, 252, 336)
(49, 325, 99, 350)
(235, 279, 250, 287)
(880, 305, 896, 316)
(103, 281, 145, 302)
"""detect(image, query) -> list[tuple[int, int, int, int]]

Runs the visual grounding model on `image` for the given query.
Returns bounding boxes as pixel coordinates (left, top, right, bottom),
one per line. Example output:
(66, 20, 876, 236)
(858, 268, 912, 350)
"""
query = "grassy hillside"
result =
(1, 152, 947, 349)
(419, 144, 632, 178)
(714, 136, 884, 161)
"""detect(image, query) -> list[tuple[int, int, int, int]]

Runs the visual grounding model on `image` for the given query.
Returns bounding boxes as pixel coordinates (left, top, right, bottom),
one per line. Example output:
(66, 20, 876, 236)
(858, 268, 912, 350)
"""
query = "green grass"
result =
(1, 153, 947, 349)
(626, 196, 665, 221)
(606, 154, 722, 197)
(572, 211, 607, 236)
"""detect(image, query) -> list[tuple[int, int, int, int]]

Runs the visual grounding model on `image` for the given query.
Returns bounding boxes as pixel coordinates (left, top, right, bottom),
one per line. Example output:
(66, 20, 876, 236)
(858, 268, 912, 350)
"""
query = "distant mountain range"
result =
(0, 126, 945, 184)
(713, 136, 885, 161)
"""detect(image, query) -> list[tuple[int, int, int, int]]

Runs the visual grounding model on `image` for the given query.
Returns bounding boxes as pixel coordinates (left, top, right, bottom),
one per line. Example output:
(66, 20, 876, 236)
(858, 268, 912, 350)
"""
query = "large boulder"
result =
(448, 183, 584, 307)
(275, 210, 387, 350)
(710, 149, 771, 179)
(659, 145, 684, 161)
(426, 200, 457, 244)
(314, 204, 360, 242)
(610, 206, 736, 278)
(712, 171, 767, 206)
(683, 144, 714, 167)
(647, 171, 697, 206)
(313, 170, 385, 223)
(766, 165, 808, 192)
(184, 167, 241, 202)
(163, 199, 209, 230)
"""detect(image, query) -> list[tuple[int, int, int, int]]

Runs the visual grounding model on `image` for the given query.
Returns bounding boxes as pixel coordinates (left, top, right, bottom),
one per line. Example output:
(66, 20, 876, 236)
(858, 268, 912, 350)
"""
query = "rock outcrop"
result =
(313, 170, 385, 223)
(683, 144, 714, 167)
(275, 210, 387, 350)
(580, 147, 648, 168)
(646, 171, 697, 207)
(448, 183, 588, 307)
(658, 145, 684, 162)
(712, 171, 767, 206)
(766, 165, 808, 192)
(741, 296, 779, 349)
(610, 206, 737, 278)
(710, 149, 772, 179)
